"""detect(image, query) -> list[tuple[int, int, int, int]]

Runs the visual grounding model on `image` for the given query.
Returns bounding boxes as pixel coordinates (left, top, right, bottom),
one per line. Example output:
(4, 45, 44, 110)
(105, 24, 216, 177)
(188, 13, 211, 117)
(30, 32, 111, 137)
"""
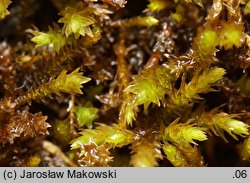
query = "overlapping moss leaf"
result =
(58, 2, 96, 38)
(31, 26, 66, 52)
(16, 68, 91, 106)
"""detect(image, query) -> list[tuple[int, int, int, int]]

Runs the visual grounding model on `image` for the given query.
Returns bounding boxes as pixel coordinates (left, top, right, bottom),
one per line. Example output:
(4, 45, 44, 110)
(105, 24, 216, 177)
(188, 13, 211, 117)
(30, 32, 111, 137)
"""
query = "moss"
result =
(0, 0, 249, 167)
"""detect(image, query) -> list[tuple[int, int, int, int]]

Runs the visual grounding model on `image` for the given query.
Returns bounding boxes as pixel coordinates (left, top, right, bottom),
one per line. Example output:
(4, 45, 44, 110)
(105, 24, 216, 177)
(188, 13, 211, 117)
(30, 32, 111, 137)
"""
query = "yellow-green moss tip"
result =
(0, 0, 11, 20)
(227, 119, 249, 137)
(75, 106, 99, 128)
(58, 2, 96, 38)
(219, 21, 245, 50)
(197, 27, 218, 53)
(138, 16, 159, 26)
(147, 0, 168, 12)
(31, 26, 66, 52)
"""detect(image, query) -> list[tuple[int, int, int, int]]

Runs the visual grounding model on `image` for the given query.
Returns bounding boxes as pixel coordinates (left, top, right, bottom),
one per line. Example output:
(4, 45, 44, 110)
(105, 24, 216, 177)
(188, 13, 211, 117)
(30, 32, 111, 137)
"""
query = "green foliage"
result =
(168, 68, 225, 113)
(82, 25, 102, 47)
(147, 0, 169, 12)
(196, 109, 249, 141)
(121, 65, 175, 125)
(31, 26, 66, 52)
(164, 120, 207, 145)
(0, 0, 249, 167)
(163, 120, 206, 166)
(75, 106, 99, 128)
(193, 26, 219, 62)
(126, 66, 173, 110)
(163, 143, 188, 166)
(71, 124, 133, 150)
(112, 16, 159, 27)
(58, 2, 96, 38)
(16, 68, 91, 106)
(0, 0, 11, 20)
(218, 21, 245, 50)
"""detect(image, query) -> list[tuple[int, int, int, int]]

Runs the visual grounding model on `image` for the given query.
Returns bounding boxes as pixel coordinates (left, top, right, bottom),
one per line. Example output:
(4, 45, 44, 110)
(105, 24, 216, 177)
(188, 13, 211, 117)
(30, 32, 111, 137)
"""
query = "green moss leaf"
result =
(71, 124, 133, 150)
(0, 0, 11, 20)
(31, 26, 66, 52)
(75, 106, 99, 128)
(197, 109, 249, 141)
(168, 68, 225, 112)
(219, 21, 245, 50)
(58, 2, 96, 38)
(16, 68, 91, 105)
(147, 0, 169, 12)
(164, 120, 207, 145)
(112, 16, 159, 27)
(123, 65, 174, 125)
(163, 143, 188, 167)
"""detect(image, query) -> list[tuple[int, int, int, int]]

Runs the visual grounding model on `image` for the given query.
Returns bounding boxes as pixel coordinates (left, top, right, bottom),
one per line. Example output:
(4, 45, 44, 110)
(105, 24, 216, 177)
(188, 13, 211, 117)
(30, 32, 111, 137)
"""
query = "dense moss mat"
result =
(0, 0, 249, 166)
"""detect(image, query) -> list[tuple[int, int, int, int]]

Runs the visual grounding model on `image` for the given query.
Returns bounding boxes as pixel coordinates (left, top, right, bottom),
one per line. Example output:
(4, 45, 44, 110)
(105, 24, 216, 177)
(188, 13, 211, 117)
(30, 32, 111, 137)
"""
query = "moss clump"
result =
(0, 0, 249, 167)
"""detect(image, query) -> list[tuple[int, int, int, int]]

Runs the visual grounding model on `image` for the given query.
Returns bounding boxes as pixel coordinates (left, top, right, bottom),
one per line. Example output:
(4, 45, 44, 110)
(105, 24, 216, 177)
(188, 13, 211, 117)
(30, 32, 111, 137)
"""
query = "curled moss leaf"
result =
(0, 111, 50, 145)
(119, 101, 137, 127)
(0, 0, 11, 20)
(82, 25, 102, 47)
(30, 32, 51, 47)
(227, 119, 249, 137)
(182, 126, 207, 145)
